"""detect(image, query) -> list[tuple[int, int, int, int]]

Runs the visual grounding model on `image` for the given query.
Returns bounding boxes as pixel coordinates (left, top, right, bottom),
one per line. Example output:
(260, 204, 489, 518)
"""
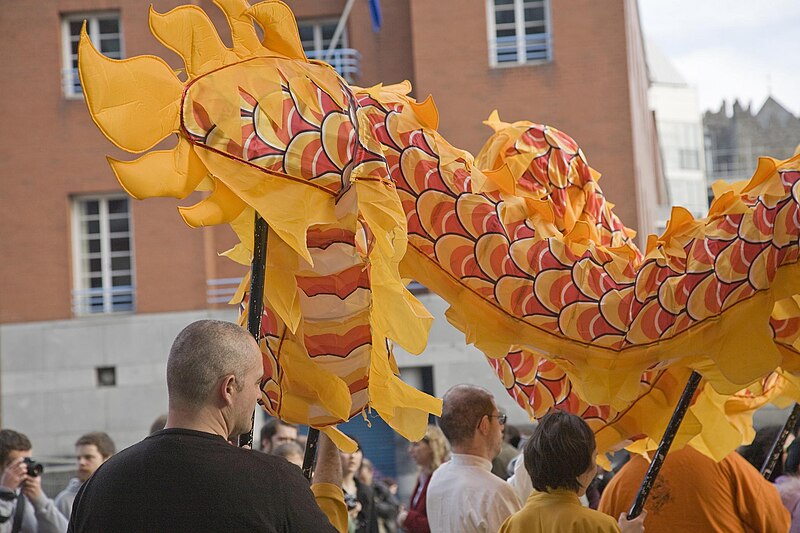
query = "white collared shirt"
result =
(426, 453, 522, 533)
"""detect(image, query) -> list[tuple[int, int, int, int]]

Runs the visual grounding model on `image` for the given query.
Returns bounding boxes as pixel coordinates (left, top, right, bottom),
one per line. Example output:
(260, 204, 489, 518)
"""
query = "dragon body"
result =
(78, 0, 800, 455)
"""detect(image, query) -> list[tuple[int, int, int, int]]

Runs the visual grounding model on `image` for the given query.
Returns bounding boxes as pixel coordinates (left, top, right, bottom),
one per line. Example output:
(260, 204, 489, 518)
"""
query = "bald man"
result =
(426, 385, 522, 533)
(68, 320, 346, 532)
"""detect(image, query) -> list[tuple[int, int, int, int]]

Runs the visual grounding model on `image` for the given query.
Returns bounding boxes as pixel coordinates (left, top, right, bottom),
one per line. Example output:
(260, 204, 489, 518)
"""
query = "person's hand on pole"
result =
(619, 510, 647, 533)
(312, 432, 342, 487)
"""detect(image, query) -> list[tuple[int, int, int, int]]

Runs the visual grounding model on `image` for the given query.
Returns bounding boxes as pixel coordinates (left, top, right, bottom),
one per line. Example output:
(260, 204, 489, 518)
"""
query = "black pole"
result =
(301, 428, 321, 481)
(239, 214, 269, 448)
(627, 370, 702, 519)
(761, 402, 800, 480)
(240, 213, 321, 482)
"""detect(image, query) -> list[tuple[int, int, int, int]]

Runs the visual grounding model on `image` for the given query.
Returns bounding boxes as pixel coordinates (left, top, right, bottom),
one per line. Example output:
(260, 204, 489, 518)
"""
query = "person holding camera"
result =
(0, 429, 67, 533)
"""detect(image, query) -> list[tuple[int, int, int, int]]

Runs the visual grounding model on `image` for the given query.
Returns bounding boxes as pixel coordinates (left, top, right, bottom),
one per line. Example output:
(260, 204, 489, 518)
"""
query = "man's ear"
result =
(476, 415, 489, 436)
(220, 374, 237, 406)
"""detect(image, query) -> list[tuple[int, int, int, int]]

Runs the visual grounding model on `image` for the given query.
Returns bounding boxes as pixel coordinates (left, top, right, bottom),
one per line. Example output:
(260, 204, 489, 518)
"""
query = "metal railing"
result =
(305, 48, 361, 81)
(494, 33, 551, 64)
(72, 286, 135, 315)
(205, 277, 428, 304)
(207, 277, 243, 305)
(62, 68, 83, 98)
(64, 47, 362, 94)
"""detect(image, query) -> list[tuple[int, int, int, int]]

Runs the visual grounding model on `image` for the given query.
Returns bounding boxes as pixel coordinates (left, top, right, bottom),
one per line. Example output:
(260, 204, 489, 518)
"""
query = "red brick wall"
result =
(286, 0, 416, 88)
(0, 0, 657, 323)
(622, 0, 664, 242)
(407, 0, 655, 237)
(0, 0, 245, 323)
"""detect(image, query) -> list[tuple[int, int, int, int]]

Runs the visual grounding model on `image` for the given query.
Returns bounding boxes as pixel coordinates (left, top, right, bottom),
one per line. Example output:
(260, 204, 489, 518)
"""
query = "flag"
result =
(368, 0, 382, 32)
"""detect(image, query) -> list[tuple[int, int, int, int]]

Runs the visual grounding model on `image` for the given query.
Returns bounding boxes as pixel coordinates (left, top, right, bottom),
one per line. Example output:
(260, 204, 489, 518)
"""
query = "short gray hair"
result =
(167, 320, 257, 408)
(439, 384, 495, 446)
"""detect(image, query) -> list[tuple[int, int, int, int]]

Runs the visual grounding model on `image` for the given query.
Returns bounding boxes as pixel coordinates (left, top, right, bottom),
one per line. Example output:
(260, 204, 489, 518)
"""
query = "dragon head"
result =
(79, 0, 440, 441)
(79, 0, 398, 266)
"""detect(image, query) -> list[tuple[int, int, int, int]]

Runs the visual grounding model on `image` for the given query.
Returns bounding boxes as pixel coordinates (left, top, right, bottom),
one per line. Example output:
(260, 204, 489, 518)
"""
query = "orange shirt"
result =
(598, 446, 789, 533)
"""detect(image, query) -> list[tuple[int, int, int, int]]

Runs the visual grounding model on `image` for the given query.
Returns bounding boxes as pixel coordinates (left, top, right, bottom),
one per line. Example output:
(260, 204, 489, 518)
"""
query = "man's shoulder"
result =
(142, 432, 301, 473)
(55, 478, 81, 499)
(92, 431, 293, 475)
(430, 459, 515, 495)
(94, 439, 148, 469)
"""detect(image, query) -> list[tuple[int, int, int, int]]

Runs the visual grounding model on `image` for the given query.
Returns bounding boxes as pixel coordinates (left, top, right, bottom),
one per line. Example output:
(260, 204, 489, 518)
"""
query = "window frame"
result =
(485, 0, 552, 68)
(296, 18, 360, 81)
(70, 194, 136, 316)
(297, 19, 349, 57)
(61, 11, 123, 99)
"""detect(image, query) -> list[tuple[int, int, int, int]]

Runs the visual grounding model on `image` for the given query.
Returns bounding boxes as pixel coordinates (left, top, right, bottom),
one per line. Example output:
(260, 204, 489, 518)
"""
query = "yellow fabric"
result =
(148, 5, 239, 78)
(79, 0, 800, 463)
(213, 0, 264, 56)
(402, 244, 799, 409)
(248, 1, 309, 60)
(311, 483, 347, 533)
(78, 0, 441, 444)
(78, 29, 182, 153)
(107, 137, 207, 200)
(499, 490, 620, 533)
(392, 102, 800, 460)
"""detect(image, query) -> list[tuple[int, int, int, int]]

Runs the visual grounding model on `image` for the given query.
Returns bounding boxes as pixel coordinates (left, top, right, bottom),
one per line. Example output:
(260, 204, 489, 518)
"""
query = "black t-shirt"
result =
(67, 428, 337, 533)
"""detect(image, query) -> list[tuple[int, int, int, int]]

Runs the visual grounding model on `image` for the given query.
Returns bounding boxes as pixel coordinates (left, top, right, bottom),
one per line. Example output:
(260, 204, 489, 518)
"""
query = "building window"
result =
(660, 122, 703, 172)
(61, 12, 122, 98)
(297, 20, 359, 81)
(71, 196, 135, 315)
(486, 0, 551, 67)
(678, 148, 700, 170)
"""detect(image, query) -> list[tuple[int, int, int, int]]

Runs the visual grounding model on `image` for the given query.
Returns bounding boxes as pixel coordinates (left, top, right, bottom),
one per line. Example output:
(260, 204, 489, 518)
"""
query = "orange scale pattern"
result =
(358, 91, 800, 441)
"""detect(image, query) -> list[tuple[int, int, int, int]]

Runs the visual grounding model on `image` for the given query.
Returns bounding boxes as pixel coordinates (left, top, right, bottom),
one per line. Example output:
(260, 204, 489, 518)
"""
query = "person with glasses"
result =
(426, 385, 522, 533)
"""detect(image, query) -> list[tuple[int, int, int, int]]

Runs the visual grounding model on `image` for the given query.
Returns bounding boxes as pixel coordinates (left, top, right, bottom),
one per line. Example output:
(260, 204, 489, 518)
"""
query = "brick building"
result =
(0, 0, 661, 490)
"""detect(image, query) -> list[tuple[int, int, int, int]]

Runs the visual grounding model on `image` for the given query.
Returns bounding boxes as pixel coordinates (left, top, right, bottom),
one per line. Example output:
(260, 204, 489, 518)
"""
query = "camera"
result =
(344, 492, 358, 511)
(23, 458, 43, 477)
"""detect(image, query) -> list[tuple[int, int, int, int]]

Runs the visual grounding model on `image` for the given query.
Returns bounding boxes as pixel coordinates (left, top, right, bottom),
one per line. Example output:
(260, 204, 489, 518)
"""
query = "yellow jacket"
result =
(500, 489, 620, 533)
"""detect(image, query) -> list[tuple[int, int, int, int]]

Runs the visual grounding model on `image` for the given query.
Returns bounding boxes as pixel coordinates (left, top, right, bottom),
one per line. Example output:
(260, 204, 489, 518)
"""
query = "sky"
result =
(638, 0, 800, 116)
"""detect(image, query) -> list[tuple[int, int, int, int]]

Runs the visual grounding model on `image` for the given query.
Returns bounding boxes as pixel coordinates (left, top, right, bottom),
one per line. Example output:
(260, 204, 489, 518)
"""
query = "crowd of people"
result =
(0, 429, 116, 532)
(0, 320, 796, 532)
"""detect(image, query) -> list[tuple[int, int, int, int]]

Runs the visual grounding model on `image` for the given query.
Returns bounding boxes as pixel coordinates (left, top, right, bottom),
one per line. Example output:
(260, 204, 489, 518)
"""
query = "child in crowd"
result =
(499, 411, 646, 533)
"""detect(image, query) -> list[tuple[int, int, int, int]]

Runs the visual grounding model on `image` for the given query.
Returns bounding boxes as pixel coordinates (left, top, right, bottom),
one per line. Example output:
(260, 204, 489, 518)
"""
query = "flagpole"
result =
(239, 213, 269, 449)
(627, 370, 702, 519)
(323, 0, 356, 62)
(761, 402, 800, 480)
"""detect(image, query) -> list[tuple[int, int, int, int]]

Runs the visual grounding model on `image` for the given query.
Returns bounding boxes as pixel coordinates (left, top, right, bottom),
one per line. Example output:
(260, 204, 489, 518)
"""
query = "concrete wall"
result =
(0, 308, 236, 457)
(1, 292, 529, 459)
